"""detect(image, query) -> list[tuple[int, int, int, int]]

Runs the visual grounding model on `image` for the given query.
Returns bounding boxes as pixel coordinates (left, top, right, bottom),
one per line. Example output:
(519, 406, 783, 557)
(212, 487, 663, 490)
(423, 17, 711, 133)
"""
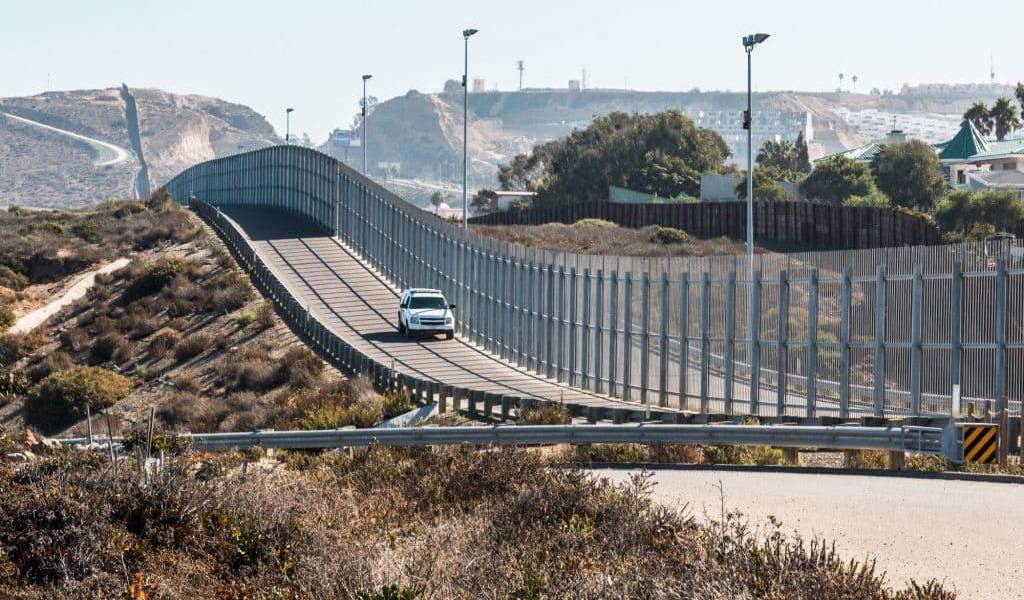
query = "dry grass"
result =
(473, 220, 754, 257)
(0, 445, 955, 599)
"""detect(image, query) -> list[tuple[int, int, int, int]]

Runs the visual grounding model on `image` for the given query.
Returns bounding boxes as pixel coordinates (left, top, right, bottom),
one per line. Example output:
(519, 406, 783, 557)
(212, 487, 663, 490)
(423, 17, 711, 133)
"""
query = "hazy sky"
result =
(3, 0, 1023, 142)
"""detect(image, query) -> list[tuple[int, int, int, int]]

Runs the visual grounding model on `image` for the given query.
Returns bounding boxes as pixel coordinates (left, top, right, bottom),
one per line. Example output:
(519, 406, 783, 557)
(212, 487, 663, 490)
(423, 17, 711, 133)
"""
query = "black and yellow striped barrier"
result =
(962, 423, 999, 464)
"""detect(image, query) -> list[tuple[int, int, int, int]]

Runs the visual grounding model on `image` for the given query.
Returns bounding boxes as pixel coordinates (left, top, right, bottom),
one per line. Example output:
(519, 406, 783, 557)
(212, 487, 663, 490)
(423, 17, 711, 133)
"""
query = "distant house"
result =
(492, 191, 536, 211)
(822, 121, 1024, 199)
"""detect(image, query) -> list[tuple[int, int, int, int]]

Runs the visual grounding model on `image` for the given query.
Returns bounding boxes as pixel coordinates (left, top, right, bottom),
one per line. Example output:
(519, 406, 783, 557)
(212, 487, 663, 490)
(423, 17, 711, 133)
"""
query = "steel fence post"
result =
(839, 267, 852, 419)
(595, 269, 605, 394)
(748, 270, 762, 416)
(950, 261, 963, 417)
(994, 258, 1007, 406)
(623, 272, 633, 402)
(658, 272, 669, 407)
(556, 266, 566, 381)
(776, 270, 790, 418)
(568, 267, 578, 387)
(609, 271, 619, 398)
(806, 269, 819, 419)
(678, 273, 689, 410)
(724, 271, 736, 414)
(873, 265, 886, 417)
(581, 268, 591, 390)
(640, 271, 651, 411)
(546, 266, 555, 378)
(700, 272, 710, 414)
(910, 264, 923, 416)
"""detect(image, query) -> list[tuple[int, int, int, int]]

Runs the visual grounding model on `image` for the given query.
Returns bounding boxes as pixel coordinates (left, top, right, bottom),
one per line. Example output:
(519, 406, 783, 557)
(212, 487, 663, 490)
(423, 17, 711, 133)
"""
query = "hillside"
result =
(0, 88, 279, 209)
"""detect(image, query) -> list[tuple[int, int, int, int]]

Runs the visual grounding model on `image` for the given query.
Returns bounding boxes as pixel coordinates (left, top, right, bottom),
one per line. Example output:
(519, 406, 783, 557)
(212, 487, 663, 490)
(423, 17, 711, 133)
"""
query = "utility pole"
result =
(743, 33, 770, 279)
(462, 28, 479, 229)
(285, 108, 294, 143)
(362, 74, 372, 175)
(517, 60, 524, 91)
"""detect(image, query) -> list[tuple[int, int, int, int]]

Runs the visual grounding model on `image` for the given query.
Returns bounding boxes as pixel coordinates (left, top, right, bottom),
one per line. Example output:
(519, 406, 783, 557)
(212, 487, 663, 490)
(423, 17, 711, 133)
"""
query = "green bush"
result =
(0, 266, 29, 291)
(934, 189, 1024, 238)
(843, 191, 892, 208)
(573, 218, 616, 228)
(648, 226, 691, 245)
(0, 303, 14, 331)
(382, 388, 415, 419)
(24, 366, 132, 432)
(234, 310, 256, 327)
(518, 402, 572, 425)
(124, 259, 186, 302)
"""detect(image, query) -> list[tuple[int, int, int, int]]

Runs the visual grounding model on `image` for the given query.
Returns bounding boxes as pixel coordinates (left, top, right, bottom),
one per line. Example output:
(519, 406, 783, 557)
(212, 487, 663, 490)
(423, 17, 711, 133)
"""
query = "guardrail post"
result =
(994, 258, 1007, 405)
(678, 273, 689, 410)
(873, 265, 886, 417)
(909, 264, 924, 416)
(839, 267, 851, 419)
(623, 272, 634, 402)
(724, 272, 736, 413)
(700, 272, 710, 414)
(950, 261, 963, 417)
(658, 272, 669, 407)
(806, 269, 819, 419)
(748, 270, 762, 416)
(776, 270, 789, 418)
(568, 267, 578, 387)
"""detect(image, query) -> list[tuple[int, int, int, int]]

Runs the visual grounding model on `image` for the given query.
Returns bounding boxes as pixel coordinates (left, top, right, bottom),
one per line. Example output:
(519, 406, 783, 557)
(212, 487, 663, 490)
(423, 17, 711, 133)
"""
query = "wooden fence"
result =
(469, 201, 943, 250)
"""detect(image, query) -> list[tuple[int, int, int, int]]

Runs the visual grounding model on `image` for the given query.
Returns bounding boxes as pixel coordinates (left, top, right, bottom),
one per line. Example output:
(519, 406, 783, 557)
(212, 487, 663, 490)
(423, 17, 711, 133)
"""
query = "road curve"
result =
(597, 468, 1024, 599)
(1, 111, 132, 167)
(221, 205, 661, 413)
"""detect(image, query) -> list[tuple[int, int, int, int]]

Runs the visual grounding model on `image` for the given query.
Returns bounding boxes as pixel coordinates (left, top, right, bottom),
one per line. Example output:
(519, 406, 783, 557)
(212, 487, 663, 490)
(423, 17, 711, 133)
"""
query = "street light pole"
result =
(462, 28, 479, 230)
(285, 108, 294, 144)
(362, 74, 372, 174)
(742, 33, 769, 276)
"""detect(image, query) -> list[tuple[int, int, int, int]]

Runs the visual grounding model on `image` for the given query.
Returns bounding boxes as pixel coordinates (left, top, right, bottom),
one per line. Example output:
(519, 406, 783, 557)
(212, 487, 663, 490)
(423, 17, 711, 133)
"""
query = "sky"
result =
(3, 0, 1023, 142)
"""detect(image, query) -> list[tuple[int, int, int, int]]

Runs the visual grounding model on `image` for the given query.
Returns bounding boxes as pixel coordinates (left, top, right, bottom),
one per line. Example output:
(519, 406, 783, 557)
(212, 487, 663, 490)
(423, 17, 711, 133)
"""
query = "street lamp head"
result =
(463, 28, 479, 38)
(286, 107, 294, 114)
(743, 33, 770, 49)
(362, 74, 372, 81)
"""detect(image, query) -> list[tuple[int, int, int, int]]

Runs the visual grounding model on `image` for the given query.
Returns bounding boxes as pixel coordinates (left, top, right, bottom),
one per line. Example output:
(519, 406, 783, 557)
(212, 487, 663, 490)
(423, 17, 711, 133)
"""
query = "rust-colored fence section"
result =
(470, 201, 943, 250)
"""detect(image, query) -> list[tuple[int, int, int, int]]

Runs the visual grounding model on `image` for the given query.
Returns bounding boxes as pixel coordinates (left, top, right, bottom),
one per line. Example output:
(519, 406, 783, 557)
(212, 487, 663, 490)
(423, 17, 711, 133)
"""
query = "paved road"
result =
(222, 205, 659, 412)
(598, 468, 1023, 599)
(11, 258, 131, 334)
(1, 112, 132, 166)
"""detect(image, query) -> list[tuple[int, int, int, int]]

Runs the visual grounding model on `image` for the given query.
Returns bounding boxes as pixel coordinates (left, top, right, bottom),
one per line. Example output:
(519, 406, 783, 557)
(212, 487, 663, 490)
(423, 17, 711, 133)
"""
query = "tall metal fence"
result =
(166, 145, 1024, 419)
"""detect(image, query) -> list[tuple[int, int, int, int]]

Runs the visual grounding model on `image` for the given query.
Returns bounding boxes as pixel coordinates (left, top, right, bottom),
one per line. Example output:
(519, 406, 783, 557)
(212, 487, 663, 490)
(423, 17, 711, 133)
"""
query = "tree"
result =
(798, 155, 875, 204)
(498, 110, 731, 206)
(989, 97, 1020, 141)
(735, 165, 795, 202)
(869, 140, 946, 211)
(794, 131, 812, 173)
(351, 95, 379, 130)
(843, 190, 891, 208)
(934, 189, 1024, 239)
(470, 189, 498, 215)
(756, 140, 801, 173)
(963, 102, 993, 137)
(1016, 82, 1024, 114)
(429, 191, 444, 214)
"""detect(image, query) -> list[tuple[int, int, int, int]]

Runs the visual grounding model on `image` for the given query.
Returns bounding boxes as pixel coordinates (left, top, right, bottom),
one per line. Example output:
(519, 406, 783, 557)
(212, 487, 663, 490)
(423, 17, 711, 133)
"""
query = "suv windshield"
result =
(409, 296, 447, 310)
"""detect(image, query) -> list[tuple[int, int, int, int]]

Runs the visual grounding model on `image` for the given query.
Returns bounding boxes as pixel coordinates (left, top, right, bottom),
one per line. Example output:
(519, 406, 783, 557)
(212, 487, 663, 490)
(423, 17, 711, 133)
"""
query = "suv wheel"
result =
(397, 313, 405, 333)
(445, 331, 454, 340)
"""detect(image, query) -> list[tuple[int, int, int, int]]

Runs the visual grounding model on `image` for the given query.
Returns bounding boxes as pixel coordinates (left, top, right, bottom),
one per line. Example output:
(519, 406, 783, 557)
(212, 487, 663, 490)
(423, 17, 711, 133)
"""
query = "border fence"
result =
(469, 199, 942, 250)
(166, 145, 1023, 420)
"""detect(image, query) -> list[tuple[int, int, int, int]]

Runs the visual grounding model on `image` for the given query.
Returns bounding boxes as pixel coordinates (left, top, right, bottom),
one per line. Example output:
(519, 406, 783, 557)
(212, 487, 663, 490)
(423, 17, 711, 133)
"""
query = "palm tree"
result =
(756, 139, 798, 172)
(838, 73, 844, 92)
(1016, 81, 1024, 113)
(963, 101, 993, 137)
(990, 97, 1021, 141)
(852, 75, 858, 94)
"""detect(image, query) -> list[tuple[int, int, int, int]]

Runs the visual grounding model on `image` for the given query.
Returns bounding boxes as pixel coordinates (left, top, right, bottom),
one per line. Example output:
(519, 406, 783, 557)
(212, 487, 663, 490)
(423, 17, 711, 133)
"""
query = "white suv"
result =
(397, 288, 456, 340)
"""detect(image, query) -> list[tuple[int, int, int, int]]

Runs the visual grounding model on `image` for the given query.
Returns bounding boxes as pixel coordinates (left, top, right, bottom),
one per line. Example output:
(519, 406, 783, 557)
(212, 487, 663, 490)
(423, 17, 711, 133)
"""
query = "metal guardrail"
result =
(59, 423, 946, 454)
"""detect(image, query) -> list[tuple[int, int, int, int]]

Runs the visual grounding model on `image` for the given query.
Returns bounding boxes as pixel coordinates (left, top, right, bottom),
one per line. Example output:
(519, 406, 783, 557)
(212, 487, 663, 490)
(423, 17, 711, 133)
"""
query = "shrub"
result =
(255, 301, 276, 330)
(174, 333, 213, 362)
(0, 265, 30, 291)
(234, 310, 256, 327)
(26, 350, 74, 383)
(0, 303, 14, 331)
(278, 346, 323, 388)
(60, 327, 90, 352)
(934, 189, 1024, 238)
(573, 218, 616, 228)
(569, 443, 649, 463)
(844, 190, 892, 208)
(382, 388, 415, 419)
(0, 331, 45, 366)
(118, 313, 160, 339)
(0, 368, 30, 398)
(165, 317, 189, 331)
(24, 366, 132, 432)
(518, 402, 572, 425)
(91, 332, 132, 364)
(208, 275, 253, 312)
(156, 393, 205, 429)
(648, 226, 691, 245)
(148, 327, 183, 360)
(124, 259, 186, 302)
